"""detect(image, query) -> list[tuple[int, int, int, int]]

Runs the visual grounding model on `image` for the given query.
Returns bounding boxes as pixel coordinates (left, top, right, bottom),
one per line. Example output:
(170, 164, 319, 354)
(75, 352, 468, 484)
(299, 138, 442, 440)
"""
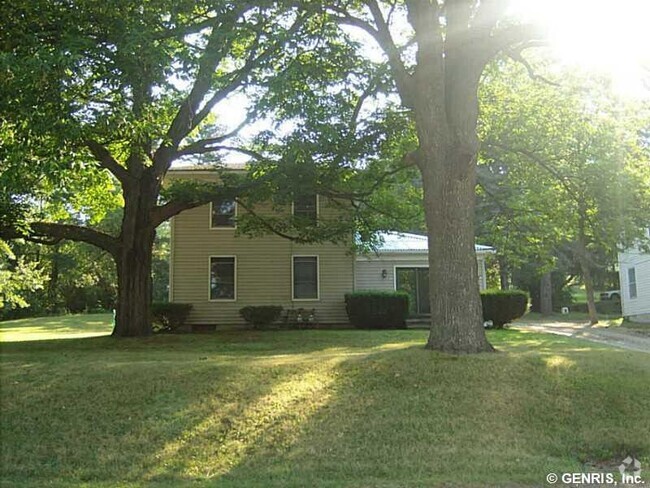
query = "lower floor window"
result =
(210, 256, 236, 300)
(293, 256, 319, 300)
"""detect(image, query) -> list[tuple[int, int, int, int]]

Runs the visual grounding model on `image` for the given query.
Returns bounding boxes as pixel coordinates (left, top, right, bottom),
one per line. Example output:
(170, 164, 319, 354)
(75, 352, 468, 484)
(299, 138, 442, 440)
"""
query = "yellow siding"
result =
(170, 195, 354, 325)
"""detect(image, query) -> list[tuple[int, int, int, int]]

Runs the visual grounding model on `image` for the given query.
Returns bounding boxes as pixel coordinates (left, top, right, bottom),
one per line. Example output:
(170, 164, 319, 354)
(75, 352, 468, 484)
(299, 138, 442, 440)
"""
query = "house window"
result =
(210, 257, 236, 300)
(292, 256, 319, 300)
(628, 267, 637, 299)
(210, 199, 236, 228)
(293, 194, 318, 224)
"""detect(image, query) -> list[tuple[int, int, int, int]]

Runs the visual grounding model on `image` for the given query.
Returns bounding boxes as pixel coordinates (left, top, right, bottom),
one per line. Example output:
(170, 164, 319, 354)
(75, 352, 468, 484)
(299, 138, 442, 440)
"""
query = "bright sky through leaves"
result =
(200, 0, 650, 168)
(510, 0, 650, 98)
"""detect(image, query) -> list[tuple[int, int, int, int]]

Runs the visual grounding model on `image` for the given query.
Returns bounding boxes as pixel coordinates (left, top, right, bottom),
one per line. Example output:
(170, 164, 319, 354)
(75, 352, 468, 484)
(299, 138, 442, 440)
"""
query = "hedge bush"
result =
(239, 306, 283, 328)
(345, 291, 409, 329)
(480, 289, 528, 329)
(151, 303, 193, 333)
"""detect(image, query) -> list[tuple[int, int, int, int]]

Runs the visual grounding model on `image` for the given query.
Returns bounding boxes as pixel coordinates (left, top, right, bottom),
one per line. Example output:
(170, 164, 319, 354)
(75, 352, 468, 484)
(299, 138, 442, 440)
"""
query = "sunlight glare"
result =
(509, 0, 650, 98)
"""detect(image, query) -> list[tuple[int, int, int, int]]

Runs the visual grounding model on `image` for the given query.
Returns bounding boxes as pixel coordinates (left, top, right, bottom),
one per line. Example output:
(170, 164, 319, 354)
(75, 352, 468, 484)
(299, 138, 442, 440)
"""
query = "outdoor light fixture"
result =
(381, 269, 388, 279)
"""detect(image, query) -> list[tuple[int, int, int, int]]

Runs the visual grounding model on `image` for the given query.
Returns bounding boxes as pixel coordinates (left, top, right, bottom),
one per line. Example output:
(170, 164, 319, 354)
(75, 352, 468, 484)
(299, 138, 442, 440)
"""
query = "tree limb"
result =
(177, 144, 267, 160)
(85, 139, 131, 183)
(177, 113, 254, 156)
(505, 46, 559, 86)
(331, 3, 414, 106)
(0, 222, 120, 256)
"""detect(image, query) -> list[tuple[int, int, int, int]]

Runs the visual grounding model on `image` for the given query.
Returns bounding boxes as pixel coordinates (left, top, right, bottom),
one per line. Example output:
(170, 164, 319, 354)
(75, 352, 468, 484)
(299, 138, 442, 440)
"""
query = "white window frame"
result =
(291, 255, 320, 301)
(208, 255, 237, 302)
(628, 267, 637, 300)
(209, 200, 237, 230)
(291, 194, 319, 221)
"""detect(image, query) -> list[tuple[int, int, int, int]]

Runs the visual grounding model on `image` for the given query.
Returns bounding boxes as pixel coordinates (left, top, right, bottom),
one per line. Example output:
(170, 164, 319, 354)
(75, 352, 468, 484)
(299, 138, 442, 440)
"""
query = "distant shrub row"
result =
(151, 289, 529, 333)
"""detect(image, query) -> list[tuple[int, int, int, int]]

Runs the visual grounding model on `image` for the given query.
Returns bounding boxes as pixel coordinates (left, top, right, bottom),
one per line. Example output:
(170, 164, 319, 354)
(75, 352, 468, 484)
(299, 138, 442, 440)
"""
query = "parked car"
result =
(599, 290, 621, 301)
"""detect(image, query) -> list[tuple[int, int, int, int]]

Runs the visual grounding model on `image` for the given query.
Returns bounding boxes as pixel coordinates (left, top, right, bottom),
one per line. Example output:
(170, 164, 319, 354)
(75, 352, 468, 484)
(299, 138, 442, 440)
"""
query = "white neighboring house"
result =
(355, 232, 494, 316)
(618, 227, 650, 323)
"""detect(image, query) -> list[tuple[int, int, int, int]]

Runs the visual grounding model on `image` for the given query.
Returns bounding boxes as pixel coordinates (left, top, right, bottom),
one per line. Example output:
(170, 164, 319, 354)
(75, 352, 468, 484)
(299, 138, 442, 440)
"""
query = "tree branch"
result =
(366, 0, 414, 105)
(505, 46, 559, 86)
(0, 222, 120, 256)
(177, 144, 267, 160)
(331, 3, 414, 106)
(85, 139, 131, 183)
(177, 113, 254, 156)
(163, 13, 246, 148)
(477, 23, 542, 66)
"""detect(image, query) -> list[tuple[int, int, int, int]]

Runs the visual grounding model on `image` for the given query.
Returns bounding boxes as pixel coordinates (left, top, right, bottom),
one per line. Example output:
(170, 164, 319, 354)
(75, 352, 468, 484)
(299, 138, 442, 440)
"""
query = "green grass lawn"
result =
(0, 313, 113, 342)
(1, 315, 649, 487)
(517, 312, 624, 327)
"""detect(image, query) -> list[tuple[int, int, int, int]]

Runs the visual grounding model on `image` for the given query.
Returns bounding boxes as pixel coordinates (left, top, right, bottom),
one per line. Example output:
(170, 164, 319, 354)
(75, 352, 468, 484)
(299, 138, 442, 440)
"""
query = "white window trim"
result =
(209, 200, 237, 230)
(291, 194, 319, 220)
(291, 255, 320, 301)
(628, 266, 637, 300)
(208, 255, 237, 302)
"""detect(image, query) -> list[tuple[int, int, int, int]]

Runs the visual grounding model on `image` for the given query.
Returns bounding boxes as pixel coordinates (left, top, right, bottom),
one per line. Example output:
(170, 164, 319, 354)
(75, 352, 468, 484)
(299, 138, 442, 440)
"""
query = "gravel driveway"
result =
(512, 321, 650, 353)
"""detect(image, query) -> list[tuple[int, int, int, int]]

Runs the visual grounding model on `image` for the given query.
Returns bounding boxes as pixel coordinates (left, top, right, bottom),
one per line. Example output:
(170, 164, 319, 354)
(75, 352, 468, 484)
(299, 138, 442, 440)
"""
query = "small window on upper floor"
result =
(293, 194, 318, 224)
(210, 199, 236, 228)
(628, 267, 637, 299)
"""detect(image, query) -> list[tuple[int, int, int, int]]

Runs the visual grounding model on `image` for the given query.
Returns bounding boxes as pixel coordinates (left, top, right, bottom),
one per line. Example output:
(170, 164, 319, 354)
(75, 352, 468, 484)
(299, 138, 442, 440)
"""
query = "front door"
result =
(395, 267, 430, 316)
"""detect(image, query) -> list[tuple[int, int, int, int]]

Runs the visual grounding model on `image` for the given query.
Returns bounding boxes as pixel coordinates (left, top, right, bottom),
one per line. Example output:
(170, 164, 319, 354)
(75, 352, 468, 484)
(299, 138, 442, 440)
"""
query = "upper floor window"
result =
(293, 194, 318, 224)
(211, 199, 236, 228)
(628, 267, 637, 299)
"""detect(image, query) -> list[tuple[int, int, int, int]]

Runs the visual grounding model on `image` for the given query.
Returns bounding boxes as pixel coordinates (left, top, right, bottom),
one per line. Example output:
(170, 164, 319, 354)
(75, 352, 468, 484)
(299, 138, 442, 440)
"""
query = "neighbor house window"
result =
(628, 267, 637, 299)
(293, 194, 318, 224)
(210, 199, 236, 228)
(292, 256, 319, 300)
(210, 257, 236, 300)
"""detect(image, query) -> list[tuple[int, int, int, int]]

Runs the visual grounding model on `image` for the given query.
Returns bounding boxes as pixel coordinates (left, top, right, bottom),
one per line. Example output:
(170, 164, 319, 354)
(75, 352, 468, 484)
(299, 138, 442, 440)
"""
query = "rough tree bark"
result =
(576, 238, 598, 325)
(421, 150, 494, 353)
(333, 0, 538, 352)
(112, 176, 159, 337)
(540, 271, 553, 315)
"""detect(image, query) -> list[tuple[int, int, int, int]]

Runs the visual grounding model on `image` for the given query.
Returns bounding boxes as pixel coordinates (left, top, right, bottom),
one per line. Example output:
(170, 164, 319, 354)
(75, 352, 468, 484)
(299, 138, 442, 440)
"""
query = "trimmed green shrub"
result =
(239, 306, 283, 328)
(345, 291, 409, 329)
(151, 303, 193, 333)
(480, 289, 528, 329)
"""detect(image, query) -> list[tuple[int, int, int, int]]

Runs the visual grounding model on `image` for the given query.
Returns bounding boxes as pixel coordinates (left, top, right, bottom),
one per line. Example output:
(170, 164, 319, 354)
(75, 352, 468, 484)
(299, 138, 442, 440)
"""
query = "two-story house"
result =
(168, 167, 494, 325)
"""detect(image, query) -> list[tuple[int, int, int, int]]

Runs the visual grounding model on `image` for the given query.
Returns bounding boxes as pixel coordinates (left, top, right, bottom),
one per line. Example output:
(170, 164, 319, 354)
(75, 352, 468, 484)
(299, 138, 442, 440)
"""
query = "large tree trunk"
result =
(576, 216, 598, 326)
(113, 230, 155, 337)
(576, 241, 598, 326)
(112, 179, 158, 337)
(499, 257, 510, 290)
(540, 271, 553, 315)
(421, 149, 494, 354)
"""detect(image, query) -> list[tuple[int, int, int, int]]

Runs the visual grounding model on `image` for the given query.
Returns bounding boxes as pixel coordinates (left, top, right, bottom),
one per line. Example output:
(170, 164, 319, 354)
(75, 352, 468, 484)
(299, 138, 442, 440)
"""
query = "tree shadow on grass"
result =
(3, 329, 647, 487)
(0, 330, 424, 486)
(212, 341, 650, 488)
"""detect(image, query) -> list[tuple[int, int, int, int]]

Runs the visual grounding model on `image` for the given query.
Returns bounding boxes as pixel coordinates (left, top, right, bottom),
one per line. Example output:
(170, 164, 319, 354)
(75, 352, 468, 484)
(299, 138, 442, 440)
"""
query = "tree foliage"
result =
(477, 60, 650, 321)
